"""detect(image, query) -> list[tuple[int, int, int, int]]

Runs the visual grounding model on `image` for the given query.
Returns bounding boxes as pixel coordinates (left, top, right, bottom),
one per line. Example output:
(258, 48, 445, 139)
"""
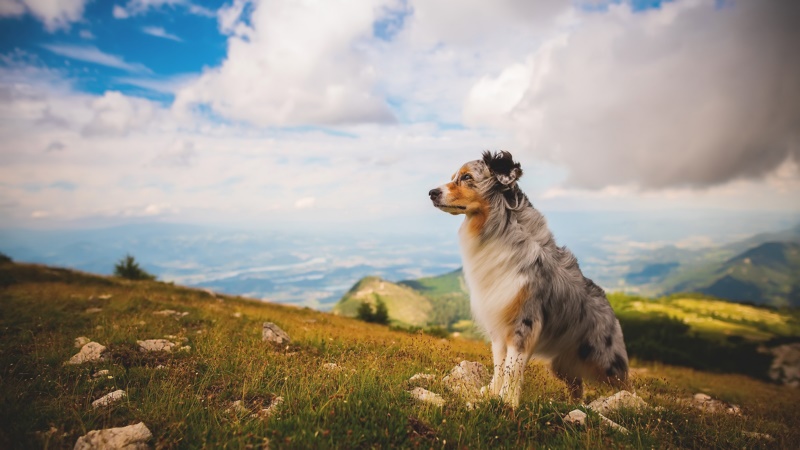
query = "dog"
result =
(428, 150, 629, 408)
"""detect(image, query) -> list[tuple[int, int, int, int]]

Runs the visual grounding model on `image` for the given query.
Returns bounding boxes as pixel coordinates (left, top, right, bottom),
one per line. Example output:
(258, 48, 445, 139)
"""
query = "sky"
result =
(0, 0, 798, 232)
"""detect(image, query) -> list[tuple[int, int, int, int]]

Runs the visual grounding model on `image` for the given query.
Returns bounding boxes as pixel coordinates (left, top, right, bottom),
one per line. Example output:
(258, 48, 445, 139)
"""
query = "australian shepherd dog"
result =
(429, 151, 629, 408)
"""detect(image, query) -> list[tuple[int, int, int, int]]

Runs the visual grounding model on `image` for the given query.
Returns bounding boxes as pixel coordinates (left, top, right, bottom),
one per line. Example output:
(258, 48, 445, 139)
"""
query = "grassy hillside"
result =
(399, 269, 472, 330)
(3, 261, 800, 448)
(340, 268, 800, 379)
(331, 276, 433, 327)
(1, 261, 798, 448)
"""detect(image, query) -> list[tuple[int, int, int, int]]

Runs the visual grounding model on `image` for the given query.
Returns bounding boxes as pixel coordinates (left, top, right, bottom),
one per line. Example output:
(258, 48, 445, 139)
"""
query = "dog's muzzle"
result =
(428, 188, 442, 203)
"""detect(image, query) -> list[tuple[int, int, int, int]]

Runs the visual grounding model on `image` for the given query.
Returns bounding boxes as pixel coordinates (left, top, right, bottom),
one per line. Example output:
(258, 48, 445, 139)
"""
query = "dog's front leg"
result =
(483, 338, 507, 397)
(498, 345, 529, 408)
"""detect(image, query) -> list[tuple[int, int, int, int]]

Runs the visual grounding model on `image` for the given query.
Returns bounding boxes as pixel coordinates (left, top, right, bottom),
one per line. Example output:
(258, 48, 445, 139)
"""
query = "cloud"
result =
(44, 141, 65, 152)
(81, 91, 158, 136)
(150, 140, 196, 167)
(112, 5, 128, 19)
(0, 0, 89, 32)
(465, 0, 800, 189)
(78, 29, 95, 39)
(141, 25, 183, 42)
(173, 0, 396, 126)
(41, 44, 152, 73)
(294, 197, 316, 209)
(0, 0, 25, 16)
(113, 0, 215, 19)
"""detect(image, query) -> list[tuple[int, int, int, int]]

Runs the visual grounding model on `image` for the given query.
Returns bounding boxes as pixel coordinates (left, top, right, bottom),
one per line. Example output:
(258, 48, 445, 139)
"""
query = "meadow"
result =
(1, 262, 799, 448)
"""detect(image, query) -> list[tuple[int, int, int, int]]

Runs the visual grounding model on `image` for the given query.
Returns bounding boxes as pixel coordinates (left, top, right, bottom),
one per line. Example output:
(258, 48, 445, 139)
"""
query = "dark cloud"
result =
(509, 0, 800, 189)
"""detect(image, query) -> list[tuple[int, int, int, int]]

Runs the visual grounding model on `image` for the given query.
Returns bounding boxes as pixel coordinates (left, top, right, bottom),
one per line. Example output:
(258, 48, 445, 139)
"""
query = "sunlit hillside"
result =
(2, 261, 798, 448)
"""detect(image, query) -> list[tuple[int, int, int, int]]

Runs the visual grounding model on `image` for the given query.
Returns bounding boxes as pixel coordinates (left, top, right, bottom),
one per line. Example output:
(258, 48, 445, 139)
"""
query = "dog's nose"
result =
(428, 188, 441, 200)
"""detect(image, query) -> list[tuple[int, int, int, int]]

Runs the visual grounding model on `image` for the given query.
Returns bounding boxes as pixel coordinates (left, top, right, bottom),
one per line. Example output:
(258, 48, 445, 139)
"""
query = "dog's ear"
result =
(482, 150, 523, 186)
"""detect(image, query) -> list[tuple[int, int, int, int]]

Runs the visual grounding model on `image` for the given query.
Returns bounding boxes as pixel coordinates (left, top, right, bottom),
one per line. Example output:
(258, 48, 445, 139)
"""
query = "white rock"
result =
(256, 396, 284, 420)
(563, 409, 587, 426)
(442, 361, 488, 399)
(67, 342, 107, 365)
(178, 346, 191, 353)
(587, 390, 648, 415)
(693, 393, 711, 402)
(686, 393, 741, 415)
(408, 373, 436, 384)
(85, 307, 103, 314)
(409, 387, 445, 407)
(322, 363, 341, 371)
(73, 422, 151, 450)
(262, 322, 290, 344)
(92, 370, 110, 379)
(232, 312, 242, 318)
(92, 390, 127, 408)
(75, 336, 91, 348)
(137, 339, 176, 352)
(97, 294, 112, 300)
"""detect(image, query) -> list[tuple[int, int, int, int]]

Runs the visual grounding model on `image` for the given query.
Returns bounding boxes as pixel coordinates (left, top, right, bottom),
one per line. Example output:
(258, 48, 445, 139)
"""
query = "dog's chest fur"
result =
(459, 223, 527, 338)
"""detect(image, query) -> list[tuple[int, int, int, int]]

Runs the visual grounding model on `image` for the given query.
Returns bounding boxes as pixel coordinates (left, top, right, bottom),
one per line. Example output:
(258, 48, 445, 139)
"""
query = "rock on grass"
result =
(587, 390, 647, 415)
(442, 360, 488, 399)
(137, 339, 177, 353)
(73, 422, 151, 450)
(92, 390, 126, 408)
(409, 387, 445, 407)
(262, 322, 290, 344)
(67, 342, 108, 365)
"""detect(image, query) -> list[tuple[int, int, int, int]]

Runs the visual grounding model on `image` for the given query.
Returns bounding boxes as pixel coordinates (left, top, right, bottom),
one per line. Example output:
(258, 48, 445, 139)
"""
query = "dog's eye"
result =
(461, 174, 473, 182)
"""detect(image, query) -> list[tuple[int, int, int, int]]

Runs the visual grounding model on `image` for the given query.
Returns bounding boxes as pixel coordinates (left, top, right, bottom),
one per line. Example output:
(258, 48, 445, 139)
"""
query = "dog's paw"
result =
(480, 385, 497, 398)
(498, 385, 521, 409)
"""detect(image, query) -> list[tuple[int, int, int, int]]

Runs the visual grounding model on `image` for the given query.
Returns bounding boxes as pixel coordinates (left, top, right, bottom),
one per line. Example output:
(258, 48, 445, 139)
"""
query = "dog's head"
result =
(428, 150, 523, 215)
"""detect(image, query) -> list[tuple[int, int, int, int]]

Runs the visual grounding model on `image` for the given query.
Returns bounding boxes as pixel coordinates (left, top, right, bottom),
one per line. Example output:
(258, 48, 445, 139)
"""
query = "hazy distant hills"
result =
(624, 224, 800, 307)
(685, 242, 800, 307)
(337, 224, 800, 330)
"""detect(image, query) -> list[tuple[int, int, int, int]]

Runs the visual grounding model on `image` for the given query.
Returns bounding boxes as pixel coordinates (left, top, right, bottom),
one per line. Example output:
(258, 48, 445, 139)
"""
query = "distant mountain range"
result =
(336, 223, 800, 329)
(624, 223, 800, 307)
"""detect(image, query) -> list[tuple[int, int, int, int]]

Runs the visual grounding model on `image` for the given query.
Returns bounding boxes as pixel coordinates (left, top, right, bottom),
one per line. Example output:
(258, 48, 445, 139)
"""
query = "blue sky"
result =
(0, 0, 797, 233)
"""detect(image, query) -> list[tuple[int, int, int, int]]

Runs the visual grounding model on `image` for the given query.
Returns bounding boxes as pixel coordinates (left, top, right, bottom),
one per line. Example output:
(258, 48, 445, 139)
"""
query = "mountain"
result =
(623, 224, 800, 306)
(669, 242, 800, 307)
(332, 276, 433, 327)
(333, 269, 475, 333)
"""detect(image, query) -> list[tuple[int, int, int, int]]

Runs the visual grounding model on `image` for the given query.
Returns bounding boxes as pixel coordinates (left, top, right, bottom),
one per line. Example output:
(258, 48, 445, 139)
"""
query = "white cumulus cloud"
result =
(173, 0, 395, 127)
(0, 0, 89, 32)
(465, 0, 800, 189)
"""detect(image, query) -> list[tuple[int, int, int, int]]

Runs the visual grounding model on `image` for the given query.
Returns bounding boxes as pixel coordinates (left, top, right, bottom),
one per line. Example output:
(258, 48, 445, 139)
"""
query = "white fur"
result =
(459, 223, 526, 338)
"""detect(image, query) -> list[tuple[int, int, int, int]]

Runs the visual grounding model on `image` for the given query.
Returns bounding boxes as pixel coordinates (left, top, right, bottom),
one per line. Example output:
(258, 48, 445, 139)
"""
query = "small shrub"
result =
(113, 254, 156, 281)
(356, 301, 374, 322)
(373, 298, 389, 324)
(356, 296, 390, 325)
(0, 252, 11, 264)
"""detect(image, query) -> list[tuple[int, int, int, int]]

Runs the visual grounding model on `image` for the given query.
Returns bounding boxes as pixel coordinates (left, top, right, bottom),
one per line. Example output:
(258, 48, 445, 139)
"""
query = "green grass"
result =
(2, 262, 799, 448)
(609, 293, 800, 342)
